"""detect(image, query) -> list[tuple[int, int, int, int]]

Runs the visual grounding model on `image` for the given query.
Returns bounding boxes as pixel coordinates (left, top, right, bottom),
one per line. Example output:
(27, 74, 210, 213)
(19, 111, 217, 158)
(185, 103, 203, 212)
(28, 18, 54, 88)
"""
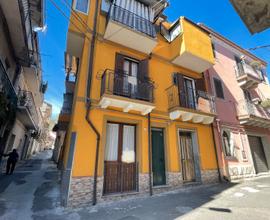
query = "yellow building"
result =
(60, 0, 219, 207)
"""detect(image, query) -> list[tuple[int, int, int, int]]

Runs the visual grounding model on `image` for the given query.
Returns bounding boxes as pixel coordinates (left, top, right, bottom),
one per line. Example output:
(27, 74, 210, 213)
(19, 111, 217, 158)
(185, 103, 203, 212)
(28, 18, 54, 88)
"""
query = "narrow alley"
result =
(0, 151, 270, 220)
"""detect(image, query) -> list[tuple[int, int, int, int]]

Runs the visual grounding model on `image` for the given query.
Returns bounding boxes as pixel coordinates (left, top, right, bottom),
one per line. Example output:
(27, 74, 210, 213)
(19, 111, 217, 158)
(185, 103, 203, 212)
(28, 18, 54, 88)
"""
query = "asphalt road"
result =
(0, 151, 270, 220)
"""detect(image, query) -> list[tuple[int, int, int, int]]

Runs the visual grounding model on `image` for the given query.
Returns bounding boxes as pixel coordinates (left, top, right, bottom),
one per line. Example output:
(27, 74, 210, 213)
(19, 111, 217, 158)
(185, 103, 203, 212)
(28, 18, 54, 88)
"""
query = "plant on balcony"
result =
(261, 99, 270, 108)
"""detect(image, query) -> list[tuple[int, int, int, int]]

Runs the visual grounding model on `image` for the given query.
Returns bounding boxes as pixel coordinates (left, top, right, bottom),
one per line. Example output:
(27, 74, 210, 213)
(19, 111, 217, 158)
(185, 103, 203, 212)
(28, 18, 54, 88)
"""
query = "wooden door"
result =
(248, 136, 269, 174)
(179, 132, 196, 182)
(103, 123, 137, 195)
(152, 128, 166, 186)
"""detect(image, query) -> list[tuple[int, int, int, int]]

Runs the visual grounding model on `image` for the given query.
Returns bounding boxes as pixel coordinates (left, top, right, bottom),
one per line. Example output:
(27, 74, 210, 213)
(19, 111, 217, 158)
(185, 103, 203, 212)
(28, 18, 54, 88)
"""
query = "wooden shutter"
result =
(114, 53, 125, 95)
(138, 59, 149, 80)
(138, 59, 150, 101)
(195, 76, 206, 92)
(176, 73, 188, 108)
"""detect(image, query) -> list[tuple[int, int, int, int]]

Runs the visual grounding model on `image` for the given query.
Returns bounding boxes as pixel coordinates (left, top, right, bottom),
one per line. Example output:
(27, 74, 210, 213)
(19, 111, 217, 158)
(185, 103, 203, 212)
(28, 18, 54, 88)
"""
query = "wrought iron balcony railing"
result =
(234, 61, 264, 80)
(166, 85, 216, 114)
(0, 61, 17, 106)
(101, 69, 154, 103)
(18, 90, 39, 127)
(109, 4, 156, 38)
(237, 99, 270, 120)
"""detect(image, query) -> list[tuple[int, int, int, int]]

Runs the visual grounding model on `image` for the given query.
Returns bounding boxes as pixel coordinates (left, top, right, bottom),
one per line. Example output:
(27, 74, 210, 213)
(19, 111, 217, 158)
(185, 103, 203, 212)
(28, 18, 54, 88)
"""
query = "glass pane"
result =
(105, 123, 119, 161)
(122, 125, 135, 163)
(75, 0, 89, 13)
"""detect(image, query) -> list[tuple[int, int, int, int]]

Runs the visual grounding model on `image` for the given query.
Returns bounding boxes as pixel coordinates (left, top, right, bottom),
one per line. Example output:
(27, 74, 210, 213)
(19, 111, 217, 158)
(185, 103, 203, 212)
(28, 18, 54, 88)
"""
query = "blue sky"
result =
(39, 0, 270, 119)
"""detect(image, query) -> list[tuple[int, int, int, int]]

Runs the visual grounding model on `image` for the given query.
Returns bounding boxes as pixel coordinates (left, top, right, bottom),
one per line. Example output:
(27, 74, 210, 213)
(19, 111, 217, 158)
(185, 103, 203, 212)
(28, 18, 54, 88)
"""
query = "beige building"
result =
(0, 0, 47, 164)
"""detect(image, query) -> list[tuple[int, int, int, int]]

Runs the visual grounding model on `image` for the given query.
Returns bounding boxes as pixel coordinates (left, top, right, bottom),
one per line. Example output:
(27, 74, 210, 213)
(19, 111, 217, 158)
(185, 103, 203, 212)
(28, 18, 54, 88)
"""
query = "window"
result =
(213, 78, 224, 99)
(211, 43, 216, 58)
(222, 131, 233, 157)
(74, 0, 89, 14)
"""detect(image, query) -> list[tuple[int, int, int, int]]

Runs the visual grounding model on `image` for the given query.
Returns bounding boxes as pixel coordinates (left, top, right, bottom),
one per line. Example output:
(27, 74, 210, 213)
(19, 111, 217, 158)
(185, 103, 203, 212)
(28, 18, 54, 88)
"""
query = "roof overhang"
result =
(229, 0, 270, 34)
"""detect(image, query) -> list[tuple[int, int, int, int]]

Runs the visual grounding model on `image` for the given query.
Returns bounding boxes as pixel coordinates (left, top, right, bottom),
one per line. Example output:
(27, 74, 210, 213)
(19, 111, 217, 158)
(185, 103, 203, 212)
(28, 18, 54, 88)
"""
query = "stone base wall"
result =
(201, 170, 219, 184)
(67, 170, 219, 207)
(167, 172, 183, 187)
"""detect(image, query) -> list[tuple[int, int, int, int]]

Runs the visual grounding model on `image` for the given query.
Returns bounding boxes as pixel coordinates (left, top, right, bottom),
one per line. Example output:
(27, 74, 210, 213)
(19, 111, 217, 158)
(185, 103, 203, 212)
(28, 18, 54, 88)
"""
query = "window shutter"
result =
(115, 53, 125, 73)
(138, 59, 150, 101)
(176, 73, 188, 108)
(138, 59, 149, 80)
(114, 53, 125, 94)
(195, 76, 206, 92)
(213, 78, 224, 99)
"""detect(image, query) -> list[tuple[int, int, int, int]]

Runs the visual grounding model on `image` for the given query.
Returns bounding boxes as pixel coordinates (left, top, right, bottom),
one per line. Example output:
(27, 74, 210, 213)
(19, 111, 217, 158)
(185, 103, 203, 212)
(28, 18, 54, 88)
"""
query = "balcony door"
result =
(103, 122, 137, 195)
(176, 74, 196, 109)
(123, 58, 138, 98)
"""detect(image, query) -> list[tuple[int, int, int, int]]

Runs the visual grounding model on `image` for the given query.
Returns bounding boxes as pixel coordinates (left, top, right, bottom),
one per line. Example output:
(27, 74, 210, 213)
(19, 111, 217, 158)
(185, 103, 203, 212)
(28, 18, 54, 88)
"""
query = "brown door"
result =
(248, 136, 269, 174)
(179, 132, 196, 182)
(103, 123, 137, 195)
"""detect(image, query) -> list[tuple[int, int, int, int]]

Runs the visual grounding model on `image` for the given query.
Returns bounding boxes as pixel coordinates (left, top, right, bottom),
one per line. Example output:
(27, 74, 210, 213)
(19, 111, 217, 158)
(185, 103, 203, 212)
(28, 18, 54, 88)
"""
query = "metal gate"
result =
(248, 136, 269, 174)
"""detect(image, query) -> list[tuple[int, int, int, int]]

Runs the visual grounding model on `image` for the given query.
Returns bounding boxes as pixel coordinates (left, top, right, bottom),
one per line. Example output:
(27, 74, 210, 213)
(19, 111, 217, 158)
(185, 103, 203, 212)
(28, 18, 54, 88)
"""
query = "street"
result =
(0, 151, 270, 220)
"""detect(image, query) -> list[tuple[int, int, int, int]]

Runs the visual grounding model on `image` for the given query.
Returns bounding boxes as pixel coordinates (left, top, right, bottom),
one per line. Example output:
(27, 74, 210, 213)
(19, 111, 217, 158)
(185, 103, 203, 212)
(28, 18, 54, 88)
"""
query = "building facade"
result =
(0, 0, 47, 164)
(60, 0, 220, 207)
(200, 25, 270, 180)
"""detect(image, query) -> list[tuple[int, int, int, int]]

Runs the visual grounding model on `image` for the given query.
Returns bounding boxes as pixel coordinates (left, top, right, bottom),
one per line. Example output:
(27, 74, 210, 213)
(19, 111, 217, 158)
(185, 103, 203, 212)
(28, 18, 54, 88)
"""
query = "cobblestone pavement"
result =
(0, 150, 270, 220)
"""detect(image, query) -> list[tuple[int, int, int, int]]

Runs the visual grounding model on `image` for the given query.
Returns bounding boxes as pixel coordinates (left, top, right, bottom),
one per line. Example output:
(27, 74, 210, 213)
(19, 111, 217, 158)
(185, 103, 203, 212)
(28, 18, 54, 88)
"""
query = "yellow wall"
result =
(62, 0, 217, 178)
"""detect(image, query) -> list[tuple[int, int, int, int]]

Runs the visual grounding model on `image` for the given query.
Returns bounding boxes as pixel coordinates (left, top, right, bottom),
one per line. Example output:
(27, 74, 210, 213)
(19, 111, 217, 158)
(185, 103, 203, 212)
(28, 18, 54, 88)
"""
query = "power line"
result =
(47, 0, 91, 42)
(60, 0, 94, 35)
(248, 45, 270, 51)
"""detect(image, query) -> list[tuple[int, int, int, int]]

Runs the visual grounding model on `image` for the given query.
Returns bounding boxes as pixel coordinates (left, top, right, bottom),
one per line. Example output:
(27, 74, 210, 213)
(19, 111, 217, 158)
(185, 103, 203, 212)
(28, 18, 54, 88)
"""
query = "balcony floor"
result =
(169, 106, 215, 125)
(104, 20, 157, 54)
(239, 114, 270, 128)
(99, 94, 155, 115)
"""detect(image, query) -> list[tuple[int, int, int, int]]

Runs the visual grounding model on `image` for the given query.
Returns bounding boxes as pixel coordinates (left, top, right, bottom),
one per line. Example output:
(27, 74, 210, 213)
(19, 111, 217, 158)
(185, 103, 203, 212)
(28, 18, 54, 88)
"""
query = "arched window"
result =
(222, 131, 232, 157)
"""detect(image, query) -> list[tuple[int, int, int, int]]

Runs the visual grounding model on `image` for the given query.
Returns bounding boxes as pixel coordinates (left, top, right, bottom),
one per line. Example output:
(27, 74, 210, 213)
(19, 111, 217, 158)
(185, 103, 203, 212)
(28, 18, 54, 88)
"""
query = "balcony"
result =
(104, 4, 157, 54)
(17, 90, 39, 130)
(0, 62, 17, 108)
(160, 17, 215, 73)
(61, 93, 74, 115)
(99, 69, 155, 115)
(166, 85, 216, 124)
(237, 99, 270, 128)
(234, 61, 263, 89)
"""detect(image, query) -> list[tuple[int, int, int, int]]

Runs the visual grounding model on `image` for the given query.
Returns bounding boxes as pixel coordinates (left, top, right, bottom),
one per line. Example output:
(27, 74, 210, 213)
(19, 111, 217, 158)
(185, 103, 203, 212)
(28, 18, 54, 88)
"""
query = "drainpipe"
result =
(148, 113, 153, 196)
(84, 0, 100, 206)
(211, 123, 222, 182)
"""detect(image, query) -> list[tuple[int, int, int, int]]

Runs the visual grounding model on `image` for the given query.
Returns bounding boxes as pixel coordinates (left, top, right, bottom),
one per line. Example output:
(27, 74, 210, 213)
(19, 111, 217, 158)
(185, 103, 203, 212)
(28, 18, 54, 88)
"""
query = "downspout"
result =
(148, 113, 153, 196)
(85, 0, 100, 206)
(211, 123, 222, 182)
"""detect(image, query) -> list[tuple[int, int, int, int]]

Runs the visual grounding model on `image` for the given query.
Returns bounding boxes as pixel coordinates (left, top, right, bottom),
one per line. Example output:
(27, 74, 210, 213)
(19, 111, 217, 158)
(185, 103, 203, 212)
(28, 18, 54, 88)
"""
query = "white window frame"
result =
(221, 129, 235, 158)
(73, 0, 90, 15)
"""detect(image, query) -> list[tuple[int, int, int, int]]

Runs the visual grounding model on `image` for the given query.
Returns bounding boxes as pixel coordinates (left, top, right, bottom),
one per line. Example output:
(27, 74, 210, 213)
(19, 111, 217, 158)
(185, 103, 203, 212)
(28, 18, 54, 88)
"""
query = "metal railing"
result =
(17, 90, 39, 126)
(166, 85, 216, 114)
(61, 93, 73, 114)
(101, 69, 154, 103)
(237, 99, 270, 120)
(109, 4, 156, 38)
(234, 61, 263, 80)
(0, 62, 17, 106)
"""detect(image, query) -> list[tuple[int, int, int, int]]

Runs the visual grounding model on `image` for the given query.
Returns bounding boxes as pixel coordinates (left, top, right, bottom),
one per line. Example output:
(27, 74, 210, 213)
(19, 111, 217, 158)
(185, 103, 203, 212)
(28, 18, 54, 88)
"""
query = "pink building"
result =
(200, 25, 270, 180)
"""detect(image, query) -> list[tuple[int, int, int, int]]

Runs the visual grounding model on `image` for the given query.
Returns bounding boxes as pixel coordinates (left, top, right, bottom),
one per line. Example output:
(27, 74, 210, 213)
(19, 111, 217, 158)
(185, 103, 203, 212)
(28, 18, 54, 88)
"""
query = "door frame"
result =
(177, 128, 202, 183)
(103, 121, 138, 195)
(151, 127, 167, 187)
